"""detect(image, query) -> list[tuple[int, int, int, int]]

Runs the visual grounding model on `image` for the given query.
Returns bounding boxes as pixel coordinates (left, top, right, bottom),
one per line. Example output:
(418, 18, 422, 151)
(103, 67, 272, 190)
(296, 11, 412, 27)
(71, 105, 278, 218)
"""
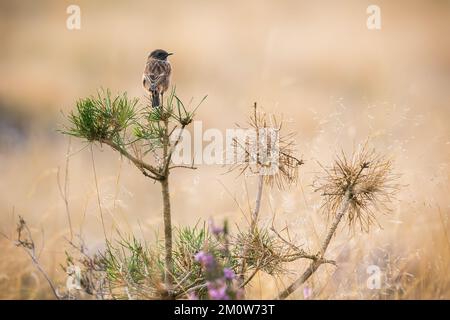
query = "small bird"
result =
(142, 49, 173, 108)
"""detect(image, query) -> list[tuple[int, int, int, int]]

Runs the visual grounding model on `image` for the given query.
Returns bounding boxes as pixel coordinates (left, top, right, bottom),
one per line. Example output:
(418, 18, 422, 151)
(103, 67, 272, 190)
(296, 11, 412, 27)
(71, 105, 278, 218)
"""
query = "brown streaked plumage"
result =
(142, 49, 173, 108)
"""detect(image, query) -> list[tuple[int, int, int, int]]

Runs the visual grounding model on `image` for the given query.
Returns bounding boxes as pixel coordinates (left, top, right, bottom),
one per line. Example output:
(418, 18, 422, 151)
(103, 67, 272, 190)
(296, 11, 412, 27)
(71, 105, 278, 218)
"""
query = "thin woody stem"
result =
(239, 267, 259, 289)
(57, 137, 73, 241)
(320, 190, 352, 255)
(276, 190, 352, 300)
(163, 124, 186, 175)
(101, 139, 163, 180)
(276, 161, 372, 300)
(16, 218, 60, 300)
(251, 174, 264, 229)
(238, 172, 264, 294)
(161, 176, 173, 296)
(161, 115, 174, 298)
(25, 250, 61, 300)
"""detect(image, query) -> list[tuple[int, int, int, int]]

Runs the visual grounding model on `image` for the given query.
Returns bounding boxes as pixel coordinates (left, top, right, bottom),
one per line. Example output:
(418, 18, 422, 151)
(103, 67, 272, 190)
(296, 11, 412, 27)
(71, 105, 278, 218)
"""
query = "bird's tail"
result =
(151, 91, 160, 108)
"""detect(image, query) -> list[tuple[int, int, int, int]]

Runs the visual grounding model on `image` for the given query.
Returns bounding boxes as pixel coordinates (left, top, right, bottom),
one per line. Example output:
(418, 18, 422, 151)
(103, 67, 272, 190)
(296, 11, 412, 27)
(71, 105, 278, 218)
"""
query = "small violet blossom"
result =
(208, 219, 224, 236)
(207, 281, 230, 300)
(194, 251, 215, 269)
(223, 268, 235, 280)
(303, 286, 313, 300)
(187, 292, 198, 300)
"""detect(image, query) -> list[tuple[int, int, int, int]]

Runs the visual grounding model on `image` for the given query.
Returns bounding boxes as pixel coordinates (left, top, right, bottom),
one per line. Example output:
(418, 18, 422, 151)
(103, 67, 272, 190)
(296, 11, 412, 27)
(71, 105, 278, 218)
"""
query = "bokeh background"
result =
(0, 0, 449, 299)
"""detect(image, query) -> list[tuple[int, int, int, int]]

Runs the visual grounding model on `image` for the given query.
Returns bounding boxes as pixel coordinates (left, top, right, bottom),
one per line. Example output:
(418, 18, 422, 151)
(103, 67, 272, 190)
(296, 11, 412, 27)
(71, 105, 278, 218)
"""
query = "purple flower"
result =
(303, 286, 313, 300)
(207, 281, 229, 300)
(194, 251, 215, 269)
(209, 219, 224, 236)
(223, 268, 235, 280)
(187, 292, 198, 300)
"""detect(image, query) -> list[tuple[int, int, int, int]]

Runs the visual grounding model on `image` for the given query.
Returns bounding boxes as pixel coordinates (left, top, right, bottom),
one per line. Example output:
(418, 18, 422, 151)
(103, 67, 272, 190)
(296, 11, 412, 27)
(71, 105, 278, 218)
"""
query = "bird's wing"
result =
(143, 60, 170, 91)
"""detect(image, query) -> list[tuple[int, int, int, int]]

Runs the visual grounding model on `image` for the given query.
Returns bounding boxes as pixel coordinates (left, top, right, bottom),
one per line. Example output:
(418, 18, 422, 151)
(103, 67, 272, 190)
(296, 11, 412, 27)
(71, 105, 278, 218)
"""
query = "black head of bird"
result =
(149, 49, 173, 61)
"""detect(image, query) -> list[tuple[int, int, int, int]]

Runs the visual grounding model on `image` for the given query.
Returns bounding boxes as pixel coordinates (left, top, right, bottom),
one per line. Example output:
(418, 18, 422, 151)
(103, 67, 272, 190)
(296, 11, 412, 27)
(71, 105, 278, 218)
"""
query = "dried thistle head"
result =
(228, 103, 303, 189)
(314, 144, 399, 231)
(233, 227, 304, 275)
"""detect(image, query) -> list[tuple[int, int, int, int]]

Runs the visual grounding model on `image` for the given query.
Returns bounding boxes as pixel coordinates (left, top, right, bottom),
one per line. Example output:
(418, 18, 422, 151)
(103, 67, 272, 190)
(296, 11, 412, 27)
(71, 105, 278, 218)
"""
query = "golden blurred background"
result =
(0, 0, 449, 299)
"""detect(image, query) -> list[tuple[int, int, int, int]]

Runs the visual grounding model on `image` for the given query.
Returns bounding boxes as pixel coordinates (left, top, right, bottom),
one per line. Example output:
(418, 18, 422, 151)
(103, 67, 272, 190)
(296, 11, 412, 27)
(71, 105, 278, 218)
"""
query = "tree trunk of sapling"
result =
(161, 115, 174, 298)
(161, 175, 173, 296)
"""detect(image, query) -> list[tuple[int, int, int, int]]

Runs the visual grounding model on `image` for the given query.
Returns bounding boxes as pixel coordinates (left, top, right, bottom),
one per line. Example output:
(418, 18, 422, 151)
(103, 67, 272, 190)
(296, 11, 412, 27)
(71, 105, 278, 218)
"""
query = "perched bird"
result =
(142, 49, 173, 108)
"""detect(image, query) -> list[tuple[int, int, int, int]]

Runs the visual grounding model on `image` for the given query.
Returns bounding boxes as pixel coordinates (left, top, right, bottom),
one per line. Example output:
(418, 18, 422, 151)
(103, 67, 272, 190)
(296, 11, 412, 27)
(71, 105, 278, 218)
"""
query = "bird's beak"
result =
(168, 52, 174, 56)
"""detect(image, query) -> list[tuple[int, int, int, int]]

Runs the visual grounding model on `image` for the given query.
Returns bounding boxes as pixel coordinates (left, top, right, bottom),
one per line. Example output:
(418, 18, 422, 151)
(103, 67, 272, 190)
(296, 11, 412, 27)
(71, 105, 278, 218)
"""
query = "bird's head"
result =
(149, 49, 173, 61)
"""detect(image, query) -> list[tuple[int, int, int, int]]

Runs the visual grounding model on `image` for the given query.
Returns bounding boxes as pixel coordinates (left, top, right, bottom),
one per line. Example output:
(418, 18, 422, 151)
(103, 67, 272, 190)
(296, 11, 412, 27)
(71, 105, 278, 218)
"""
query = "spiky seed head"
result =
(314, 143, 399, 231)
(228, 103, 303, 189)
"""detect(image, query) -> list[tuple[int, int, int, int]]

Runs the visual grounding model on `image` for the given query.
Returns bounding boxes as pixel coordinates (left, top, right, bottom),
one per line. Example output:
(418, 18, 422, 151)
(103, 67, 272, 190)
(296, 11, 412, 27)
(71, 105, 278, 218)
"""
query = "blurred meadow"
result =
(0, 0, 449, 299)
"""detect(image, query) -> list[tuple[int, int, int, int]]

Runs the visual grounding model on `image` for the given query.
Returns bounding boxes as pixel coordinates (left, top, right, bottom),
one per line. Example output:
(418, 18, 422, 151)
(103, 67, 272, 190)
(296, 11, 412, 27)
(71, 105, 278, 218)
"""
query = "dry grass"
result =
(1, 0, 450, 299)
